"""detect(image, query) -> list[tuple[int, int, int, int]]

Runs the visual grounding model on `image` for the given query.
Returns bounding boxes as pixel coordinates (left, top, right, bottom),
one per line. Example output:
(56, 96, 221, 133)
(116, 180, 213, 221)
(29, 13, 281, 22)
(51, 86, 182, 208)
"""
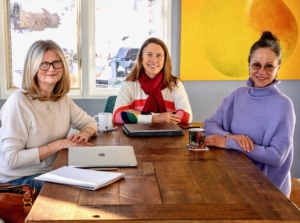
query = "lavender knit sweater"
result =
(204, 78, 295, 197)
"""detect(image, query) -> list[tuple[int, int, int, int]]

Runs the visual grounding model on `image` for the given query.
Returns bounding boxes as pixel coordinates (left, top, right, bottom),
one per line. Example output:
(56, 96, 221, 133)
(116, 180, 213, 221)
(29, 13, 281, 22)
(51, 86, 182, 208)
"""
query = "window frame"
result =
(0, 0, 171, 99)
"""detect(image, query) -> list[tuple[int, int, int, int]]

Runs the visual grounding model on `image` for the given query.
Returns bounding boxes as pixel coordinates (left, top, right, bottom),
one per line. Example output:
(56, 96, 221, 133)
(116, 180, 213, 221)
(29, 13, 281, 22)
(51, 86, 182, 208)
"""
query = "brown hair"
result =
(248, 31, 282, 65)
(22, 40, 70, 101)
(126, 37, 178, 91)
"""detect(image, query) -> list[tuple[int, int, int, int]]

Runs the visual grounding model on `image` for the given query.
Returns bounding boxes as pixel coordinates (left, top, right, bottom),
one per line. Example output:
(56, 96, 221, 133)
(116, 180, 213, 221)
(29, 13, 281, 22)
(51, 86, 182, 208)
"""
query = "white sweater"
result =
(0, 89, 98, 183)
(113, 80, 193, 123)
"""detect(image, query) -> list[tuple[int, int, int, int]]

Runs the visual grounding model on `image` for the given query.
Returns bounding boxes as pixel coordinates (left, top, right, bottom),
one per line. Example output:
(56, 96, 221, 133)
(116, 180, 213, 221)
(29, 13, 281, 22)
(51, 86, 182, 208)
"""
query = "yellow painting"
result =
(180, 0, 300, 80)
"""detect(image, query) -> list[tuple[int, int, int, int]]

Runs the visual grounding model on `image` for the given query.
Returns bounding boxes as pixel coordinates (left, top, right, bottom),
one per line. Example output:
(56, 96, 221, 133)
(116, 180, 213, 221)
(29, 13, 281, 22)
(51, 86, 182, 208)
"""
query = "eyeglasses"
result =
(250, 62, 278, 72)
(39, 60, 63, 71)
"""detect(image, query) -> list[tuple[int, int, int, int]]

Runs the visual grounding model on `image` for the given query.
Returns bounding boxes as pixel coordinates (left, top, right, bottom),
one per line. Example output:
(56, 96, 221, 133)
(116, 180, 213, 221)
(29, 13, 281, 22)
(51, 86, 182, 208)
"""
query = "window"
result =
(7, 0, 79, 89)
(95, 0, 163, 89)
(0, 0, 171, 99)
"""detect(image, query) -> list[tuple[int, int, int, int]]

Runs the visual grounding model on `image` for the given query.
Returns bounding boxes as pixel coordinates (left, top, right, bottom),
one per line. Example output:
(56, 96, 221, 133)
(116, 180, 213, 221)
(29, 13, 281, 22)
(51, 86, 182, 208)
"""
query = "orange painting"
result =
(180, 0, 300, 80)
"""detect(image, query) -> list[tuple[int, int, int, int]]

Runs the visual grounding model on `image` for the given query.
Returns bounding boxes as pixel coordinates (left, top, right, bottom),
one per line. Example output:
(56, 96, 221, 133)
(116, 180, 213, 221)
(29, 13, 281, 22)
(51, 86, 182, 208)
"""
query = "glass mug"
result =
(188, 128, 206, 149)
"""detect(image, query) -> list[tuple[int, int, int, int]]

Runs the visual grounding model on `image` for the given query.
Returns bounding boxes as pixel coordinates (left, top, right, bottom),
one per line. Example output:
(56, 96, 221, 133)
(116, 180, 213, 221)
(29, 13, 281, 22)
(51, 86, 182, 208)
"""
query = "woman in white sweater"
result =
(113, 37, 192, 124)
(0, 40, 97, 193)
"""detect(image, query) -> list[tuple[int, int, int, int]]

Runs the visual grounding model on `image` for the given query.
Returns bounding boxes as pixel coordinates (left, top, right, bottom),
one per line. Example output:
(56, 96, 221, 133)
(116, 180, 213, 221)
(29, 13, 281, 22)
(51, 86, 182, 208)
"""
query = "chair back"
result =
(104, 96, 117, 113)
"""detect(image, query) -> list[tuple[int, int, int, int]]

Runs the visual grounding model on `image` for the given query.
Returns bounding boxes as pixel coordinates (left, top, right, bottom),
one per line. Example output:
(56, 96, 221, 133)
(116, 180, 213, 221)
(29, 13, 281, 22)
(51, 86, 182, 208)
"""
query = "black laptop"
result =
(122, 123, 184, 137)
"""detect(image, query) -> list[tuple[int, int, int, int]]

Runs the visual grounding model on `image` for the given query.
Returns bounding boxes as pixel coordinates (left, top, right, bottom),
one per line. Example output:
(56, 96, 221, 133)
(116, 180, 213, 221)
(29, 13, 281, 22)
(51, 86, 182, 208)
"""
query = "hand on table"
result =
(205, 134, 254, 152)
(152, 112, 181, 124)
(205, 134, 226, 149)
(226, 134, 254, 152)
(67, 133, 94, 145)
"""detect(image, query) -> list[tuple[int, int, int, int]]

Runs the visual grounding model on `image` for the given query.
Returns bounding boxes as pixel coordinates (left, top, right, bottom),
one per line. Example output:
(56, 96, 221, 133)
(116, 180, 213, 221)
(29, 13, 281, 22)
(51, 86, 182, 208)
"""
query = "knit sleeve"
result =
(204, 91, 235, 137)
(113, 81, 133, 124)
(0, 91, 40, 169)
(226, 97, 295, 167)
(172, 80, 193, 123)
(113, 81, 151, 124)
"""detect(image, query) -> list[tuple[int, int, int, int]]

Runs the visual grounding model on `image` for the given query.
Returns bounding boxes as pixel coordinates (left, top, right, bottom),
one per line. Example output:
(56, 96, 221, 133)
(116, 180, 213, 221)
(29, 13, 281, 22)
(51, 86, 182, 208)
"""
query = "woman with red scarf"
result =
(113, 37, 192, 124)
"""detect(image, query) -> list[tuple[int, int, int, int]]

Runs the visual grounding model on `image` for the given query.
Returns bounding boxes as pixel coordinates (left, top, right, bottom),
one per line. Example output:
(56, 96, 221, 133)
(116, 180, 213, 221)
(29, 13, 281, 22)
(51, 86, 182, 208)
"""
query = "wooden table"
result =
(26, 125, 300, 222)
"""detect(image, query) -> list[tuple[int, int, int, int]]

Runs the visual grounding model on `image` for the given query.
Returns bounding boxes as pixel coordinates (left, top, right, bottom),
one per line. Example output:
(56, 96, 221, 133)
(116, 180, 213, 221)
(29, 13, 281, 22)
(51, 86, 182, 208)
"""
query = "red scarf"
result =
(139, 72, 167, 114)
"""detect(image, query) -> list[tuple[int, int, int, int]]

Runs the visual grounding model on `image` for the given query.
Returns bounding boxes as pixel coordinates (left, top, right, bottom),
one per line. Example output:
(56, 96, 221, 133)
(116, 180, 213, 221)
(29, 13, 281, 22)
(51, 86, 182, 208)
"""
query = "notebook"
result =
(68, 146, 137, 168)
(35, 166, 125, 190)
(122, 123, 184, 137)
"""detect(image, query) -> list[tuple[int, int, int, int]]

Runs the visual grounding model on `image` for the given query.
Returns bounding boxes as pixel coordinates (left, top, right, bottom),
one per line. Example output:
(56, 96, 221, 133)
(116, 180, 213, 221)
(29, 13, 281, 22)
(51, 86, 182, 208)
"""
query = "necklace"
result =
(45, 100, 52, 110)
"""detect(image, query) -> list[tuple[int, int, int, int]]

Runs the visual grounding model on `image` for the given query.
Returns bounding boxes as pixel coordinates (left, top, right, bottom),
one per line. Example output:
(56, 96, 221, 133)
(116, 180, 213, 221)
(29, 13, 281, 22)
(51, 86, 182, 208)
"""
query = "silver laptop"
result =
(68, 146, 137, 168)
(122, 123, 184, 137)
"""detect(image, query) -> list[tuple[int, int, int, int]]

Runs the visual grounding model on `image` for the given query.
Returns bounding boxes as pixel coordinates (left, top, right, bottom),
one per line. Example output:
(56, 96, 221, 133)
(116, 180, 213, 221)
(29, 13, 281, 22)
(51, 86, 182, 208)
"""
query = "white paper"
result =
(34, 166, 124, 190)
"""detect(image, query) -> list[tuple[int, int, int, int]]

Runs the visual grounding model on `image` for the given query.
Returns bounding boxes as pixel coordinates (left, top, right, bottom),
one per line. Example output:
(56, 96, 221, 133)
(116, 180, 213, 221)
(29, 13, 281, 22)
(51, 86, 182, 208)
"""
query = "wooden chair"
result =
(290, 178, 300, 209)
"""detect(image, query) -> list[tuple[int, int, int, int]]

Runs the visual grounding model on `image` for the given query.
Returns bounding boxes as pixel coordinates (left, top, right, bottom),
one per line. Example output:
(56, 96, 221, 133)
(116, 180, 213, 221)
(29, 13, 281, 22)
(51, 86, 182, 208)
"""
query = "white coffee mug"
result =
(93, 112, 113, 131)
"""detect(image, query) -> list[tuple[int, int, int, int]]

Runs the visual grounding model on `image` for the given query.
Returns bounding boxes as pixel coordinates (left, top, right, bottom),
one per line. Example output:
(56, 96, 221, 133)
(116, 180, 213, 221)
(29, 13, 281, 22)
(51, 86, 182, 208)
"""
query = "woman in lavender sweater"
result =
(204, 31, 296, 197)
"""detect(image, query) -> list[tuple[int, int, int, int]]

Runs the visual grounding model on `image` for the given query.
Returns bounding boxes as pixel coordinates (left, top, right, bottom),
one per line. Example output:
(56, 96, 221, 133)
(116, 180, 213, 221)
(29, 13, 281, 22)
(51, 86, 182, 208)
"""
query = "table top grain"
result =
(26, 125, 300, 222)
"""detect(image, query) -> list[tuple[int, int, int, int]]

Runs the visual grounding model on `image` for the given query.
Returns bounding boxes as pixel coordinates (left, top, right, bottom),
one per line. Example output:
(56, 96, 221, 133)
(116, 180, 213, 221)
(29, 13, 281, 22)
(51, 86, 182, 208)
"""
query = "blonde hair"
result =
(126, 37, 178, 91)
(22, 40, 70, 101)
